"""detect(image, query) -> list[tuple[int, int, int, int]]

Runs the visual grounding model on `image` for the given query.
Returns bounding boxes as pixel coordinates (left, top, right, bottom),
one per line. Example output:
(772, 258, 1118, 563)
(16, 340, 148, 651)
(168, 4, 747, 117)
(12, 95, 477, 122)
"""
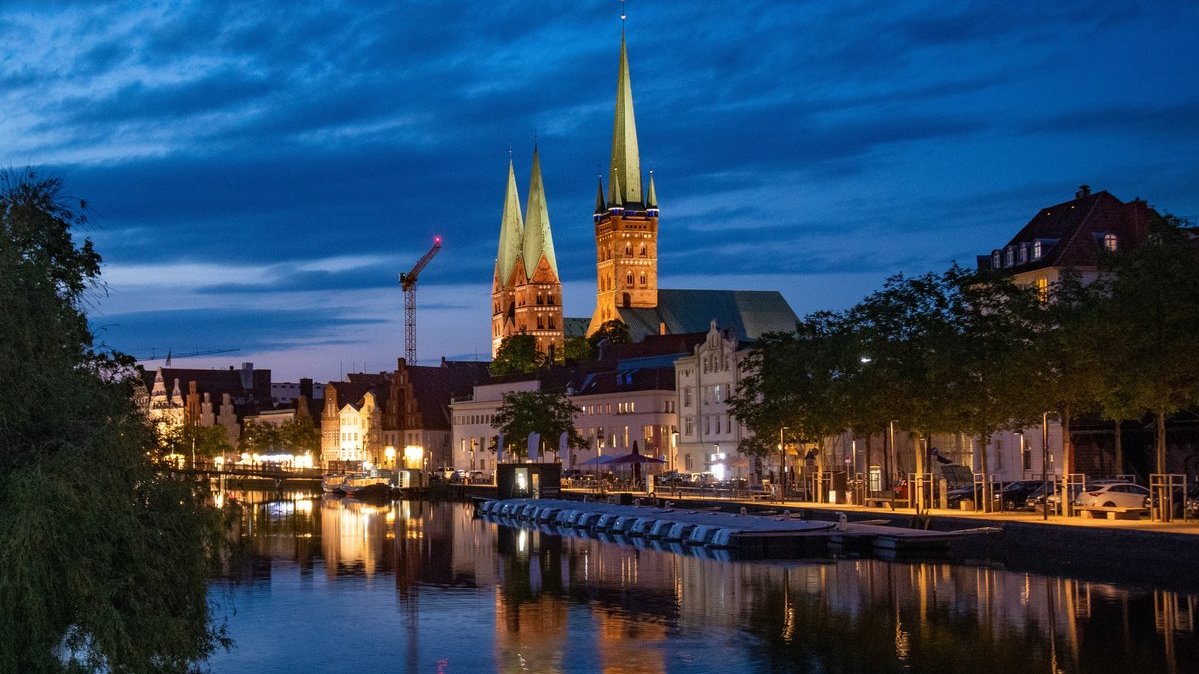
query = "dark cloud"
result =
(91, 306, 385, 357)
(3, 0, 1196, 376)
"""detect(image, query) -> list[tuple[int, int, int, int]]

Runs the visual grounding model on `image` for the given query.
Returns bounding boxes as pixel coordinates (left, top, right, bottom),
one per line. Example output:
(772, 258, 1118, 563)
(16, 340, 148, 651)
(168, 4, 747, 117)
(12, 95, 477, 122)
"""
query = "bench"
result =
(864, 492, 896, 510)
(1078, 506, 1148, 520)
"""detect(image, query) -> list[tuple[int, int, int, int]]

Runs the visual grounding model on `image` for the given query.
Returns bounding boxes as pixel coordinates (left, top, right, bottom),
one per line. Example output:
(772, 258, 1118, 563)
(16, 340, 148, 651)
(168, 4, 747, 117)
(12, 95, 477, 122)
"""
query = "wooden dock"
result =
(477, 498, 1000, 559)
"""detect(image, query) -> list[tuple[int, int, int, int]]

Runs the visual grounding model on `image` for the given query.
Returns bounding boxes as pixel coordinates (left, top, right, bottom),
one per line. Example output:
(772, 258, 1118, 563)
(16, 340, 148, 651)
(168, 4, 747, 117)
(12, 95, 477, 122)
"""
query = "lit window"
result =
(1005, 247, 1014, 267)
(1104, 233, 1118, 252)
(1036, 277, 1048, 302)
(1033, 241, 1042, 259)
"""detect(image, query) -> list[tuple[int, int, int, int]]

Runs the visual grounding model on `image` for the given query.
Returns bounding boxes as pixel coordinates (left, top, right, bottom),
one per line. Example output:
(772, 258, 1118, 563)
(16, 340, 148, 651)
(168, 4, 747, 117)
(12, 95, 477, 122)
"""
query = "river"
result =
(206, 490, 1197, 673)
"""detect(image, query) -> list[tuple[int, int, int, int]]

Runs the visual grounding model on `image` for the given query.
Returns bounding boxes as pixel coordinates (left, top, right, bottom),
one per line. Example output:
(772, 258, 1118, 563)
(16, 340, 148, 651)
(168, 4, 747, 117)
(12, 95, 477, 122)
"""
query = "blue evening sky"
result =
(3, 1, 1197, 381)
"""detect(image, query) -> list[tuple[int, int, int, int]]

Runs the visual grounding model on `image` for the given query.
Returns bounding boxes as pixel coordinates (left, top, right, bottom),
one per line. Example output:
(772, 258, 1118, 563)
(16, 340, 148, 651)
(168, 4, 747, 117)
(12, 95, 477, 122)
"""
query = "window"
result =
(1018, 244, 1027, 264)
(537, 316, 544, 329)
(1036, 276, 1048, 302)
(626, 271, 634, 287)
(683, 387, 693, 407)
(1005, 247, 1014, 267)
(1104, 233, 1118, 252)
(548, 316, 555, 329)
(714, 384, 723, 403)
(1033, 241, 1042, 259)
(684, 416, 694, 436)
(536, 292, 543, 305)
(992, 251, 1001, 268)
(639, 272, 647, 286)
(639, 243, 647, 257)
(685, 453, 694, 470)
(625, 243, 632, 256)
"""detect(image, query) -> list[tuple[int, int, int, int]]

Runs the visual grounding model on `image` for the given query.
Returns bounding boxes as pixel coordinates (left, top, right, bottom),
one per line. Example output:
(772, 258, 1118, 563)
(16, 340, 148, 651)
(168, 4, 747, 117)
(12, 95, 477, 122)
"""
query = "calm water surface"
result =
(208, 491, 1198, 673)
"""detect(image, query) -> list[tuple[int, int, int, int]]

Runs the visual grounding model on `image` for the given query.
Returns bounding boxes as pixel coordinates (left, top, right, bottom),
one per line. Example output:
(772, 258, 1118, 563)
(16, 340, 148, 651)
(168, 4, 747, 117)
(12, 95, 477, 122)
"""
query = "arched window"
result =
(625, 243, 632, 256)
(548, 316, 555, 329)
(639, 272, 647, 286)
(1104, 233, 1118, 252)
(536, 292, 543, 305)
(639, 243, 647, 257)
(537, 316, 544, 329)
(626, 271, 634, 287)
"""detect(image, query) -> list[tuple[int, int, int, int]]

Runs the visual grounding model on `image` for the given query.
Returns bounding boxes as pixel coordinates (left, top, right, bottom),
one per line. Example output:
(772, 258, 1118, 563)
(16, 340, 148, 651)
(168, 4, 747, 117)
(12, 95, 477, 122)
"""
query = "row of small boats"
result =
(321, 471, 394, 498)
(477, 498, 835, 549)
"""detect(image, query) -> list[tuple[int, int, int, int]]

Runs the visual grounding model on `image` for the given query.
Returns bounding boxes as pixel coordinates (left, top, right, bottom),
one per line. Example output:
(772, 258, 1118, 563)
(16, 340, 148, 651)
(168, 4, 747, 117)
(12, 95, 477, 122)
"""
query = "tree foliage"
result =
(159, 423, 234, 462)
(239, 416, 320, 456)
(0, 169, 228, 672)
(490, 334, 544, 376)
(491, 390, 586, 459)
(587, 319, 631, 354)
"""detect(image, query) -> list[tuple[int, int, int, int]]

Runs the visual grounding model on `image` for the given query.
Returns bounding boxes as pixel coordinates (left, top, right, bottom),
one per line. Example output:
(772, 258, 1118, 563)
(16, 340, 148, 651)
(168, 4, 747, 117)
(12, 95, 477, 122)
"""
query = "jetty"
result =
(477, 498, 1000, 559)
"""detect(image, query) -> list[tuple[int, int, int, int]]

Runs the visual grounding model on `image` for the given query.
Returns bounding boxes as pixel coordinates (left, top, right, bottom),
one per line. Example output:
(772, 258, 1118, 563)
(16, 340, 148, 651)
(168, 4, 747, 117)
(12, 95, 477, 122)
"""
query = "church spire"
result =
(495, 157, 524, 286)
(646, 170, 657, 209)
(522, 146, 558, 278)
(609, 30, 641, 206)
(594, 175, 606, 214)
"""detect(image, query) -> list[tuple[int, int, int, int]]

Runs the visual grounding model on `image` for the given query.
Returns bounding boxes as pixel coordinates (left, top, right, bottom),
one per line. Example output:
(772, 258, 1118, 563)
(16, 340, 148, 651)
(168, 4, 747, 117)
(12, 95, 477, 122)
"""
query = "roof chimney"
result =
(1076, 184, 1091, 199)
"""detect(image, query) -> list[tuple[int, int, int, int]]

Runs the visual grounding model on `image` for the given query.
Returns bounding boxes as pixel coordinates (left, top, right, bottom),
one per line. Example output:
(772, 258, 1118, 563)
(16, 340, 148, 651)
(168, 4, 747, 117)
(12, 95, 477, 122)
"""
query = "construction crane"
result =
(399, 236, 442, 364)
(137, 348, 240, 366)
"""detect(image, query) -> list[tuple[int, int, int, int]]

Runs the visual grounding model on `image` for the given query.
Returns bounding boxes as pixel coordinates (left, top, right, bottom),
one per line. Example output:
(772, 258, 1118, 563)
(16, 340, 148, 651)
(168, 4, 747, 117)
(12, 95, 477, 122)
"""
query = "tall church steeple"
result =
(491, 149, 564, 359)
(588, 19, 659, 336)
(609, 31, 642, 207)
(514, 146, 564, 359)
(491, 157, 524, 356)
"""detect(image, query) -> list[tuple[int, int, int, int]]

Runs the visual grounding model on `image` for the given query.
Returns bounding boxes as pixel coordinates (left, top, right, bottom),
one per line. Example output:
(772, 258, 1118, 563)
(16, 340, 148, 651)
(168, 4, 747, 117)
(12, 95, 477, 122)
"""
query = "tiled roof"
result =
(402, 361, 491, 429)
(979, 188, 1154, 273)
(563, 316, 589, 338)
(570, 366, 677, 396)
(617, 289, 798, 342)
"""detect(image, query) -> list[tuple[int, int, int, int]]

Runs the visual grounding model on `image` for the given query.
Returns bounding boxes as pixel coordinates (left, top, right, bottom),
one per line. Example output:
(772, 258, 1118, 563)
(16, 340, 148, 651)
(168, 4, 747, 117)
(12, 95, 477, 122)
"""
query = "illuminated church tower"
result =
(588, 27, 659, 335)
(491, 150, 564, 358)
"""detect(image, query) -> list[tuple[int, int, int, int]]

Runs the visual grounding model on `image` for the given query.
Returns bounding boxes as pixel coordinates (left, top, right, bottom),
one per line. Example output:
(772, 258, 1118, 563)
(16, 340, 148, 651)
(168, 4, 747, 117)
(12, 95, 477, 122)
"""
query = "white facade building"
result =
(673, 322, 752, 478)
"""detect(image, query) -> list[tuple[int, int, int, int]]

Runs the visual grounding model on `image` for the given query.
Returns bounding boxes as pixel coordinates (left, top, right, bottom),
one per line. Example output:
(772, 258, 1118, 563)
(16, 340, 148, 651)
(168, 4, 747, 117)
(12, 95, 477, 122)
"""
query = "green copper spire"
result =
(495, 157, 524, 285)
(646, 170, 657, 209)
(609, 31, 641, 205)
(608, 165, 623, 207)
(522, 147, 558, 278)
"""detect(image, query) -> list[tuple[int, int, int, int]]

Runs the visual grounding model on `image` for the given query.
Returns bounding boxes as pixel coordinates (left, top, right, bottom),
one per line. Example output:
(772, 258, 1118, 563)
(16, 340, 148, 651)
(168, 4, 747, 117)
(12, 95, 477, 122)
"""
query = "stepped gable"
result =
(400, 360, 492, 429)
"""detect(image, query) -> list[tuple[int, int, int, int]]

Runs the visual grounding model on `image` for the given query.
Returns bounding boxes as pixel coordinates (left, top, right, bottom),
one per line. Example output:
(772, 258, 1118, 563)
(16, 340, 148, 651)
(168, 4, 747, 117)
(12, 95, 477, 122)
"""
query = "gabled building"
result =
(978, 185, 1154, 293)
(140, 361, 271, 447)
(673, 321, 754, 478)
(385, 357, 491, 471)
(321, 374, 389, 469)
(491, 149, 565, 360)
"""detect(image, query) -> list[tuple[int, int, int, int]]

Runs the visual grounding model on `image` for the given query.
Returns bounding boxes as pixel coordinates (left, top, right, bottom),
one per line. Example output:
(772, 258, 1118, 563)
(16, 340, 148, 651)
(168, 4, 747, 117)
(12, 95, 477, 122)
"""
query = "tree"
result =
(587, 319, 631, 355)
(490, 334, 545, 376)
(239, 420, 283, 454)
(563, 335, 594, 363)
(159, 423, 234, 463)
(1093, 215, 1199, 475)
(729, 312, 855, 500)
(492, 390, 586, 461)
(0, 169, 228, 671)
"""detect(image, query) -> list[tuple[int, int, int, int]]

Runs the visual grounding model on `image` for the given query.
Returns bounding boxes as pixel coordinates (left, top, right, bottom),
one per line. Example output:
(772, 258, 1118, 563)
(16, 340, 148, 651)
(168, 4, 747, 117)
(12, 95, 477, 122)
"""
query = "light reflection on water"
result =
(209, 491, 1198, 673)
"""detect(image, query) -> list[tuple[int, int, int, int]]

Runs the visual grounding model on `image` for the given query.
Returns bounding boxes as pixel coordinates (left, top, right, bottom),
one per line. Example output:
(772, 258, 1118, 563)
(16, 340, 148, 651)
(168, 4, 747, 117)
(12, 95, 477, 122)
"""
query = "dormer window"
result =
(991, 251, 1001, 269)
(1018, 244, 1027, 264)
(1033, 241, 1042, 259)
(1104, 233, 1118, 252)
(1005, 247, 1014, 267)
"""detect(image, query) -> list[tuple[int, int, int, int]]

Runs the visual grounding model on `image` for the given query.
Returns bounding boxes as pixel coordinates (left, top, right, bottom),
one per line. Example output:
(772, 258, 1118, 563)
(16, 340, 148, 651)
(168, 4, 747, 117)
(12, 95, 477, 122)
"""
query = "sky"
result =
(3, 1, 1197, 382)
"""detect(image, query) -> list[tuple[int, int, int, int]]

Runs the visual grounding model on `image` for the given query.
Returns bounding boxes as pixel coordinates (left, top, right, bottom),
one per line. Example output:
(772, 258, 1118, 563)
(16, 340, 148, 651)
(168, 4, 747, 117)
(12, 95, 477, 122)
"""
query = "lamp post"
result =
(1041, 411, 1050, 521)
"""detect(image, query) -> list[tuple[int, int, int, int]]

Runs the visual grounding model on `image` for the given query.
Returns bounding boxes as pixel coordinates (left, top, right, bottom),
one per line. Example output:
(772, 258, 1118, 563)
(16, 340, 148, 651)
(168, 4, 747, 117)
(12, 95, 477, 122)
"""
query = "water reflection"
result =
(215, 491, 1197, 674)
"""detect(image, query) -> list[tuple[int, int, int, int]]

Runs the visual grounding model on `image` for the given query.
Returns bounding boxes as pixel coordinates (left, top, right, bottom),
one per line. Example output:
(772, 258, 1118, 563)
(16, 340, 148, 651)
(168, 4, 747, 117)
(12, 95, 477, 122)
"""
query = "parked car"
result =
(1074, 482, 1149, 509)
(995, 480, 1044, 511)
(468, 470, 491, 484)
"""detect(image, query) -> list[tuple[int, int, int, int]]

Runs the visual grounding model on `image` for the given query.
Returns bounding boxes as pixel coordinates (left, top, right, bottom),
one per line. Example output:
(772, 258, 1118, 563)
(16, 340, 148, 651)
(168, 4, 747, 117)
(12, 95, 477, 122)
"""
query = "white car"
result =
(1074, 482, 1149, 509)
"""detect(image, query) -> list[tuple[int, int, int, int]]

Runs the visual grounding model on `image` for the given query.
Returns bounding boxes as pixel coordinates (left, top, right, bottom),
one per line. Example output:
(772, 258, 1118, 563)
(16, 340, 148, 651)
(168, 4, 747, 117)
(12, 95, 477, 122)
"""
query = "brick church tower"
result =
(588, 28, 659, 335)
(491, 150, 564, 359)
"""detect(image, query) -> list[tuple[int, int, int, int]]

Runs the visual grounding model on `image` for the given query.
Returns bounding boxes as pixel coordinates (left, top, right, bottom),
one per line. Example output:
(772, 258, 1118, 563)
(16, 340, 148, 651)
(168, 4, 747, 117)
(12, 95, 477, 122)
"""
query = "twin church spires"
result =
(492, 19, 660, 356)
(491, 148, 564, 358)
